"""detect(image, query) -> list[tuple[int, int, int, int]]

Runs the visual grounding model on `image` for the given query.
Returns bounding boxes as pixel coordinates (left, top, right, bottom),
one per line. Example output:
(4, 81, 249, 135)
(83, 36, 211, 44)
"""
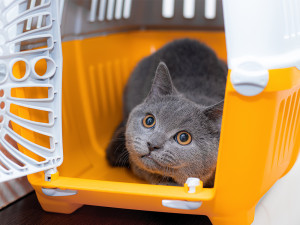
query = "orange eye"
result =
(142, 114, 156, 128)
(175, 131, 192, 145)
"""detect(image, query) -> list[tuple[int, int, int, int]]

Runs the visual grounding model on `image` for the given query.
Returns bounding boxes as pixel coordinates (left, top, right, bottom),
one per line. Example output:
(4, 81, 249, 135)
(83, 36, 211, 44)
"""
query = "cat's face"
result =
(125, 62, 223, 186)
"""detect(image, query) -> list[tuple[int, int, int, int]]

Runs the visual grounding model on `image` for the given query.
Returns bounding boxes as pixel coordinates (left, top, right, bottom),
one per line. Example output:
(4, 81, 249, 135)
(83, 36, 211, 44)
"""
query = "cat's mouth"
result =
(141, 153, 151, 158)
(140, 152, 162, 168)
(140, 152, 185, 170)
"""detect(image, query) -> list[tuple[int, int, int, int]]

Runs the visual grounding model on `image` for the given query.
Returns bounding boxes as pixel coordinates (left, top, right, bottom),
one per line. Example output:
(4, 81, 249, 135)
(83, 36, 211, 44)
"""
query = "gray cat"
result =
(106, 39, 227, 187)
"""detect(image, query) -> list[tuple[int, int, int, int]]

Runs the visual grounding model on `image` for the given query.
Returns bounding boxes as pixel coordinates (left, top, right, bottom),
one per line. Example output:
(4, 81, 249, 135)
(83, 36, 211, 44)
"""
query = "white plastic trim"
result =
(31, 56, 57, 79)
(98, 0, 107, 21)
(123, 0, 132, 19)
(230, 61, 269, 96)
(0, 0, 63, 183)
(0, 61, 8, 84)
(205, 0, 216, 19)
(162, 0, 175, 19)
(42, 187, 77, 196)
(115, 0, 123, 20)
(107, 0, 115, 21)
(26, 0, 37, 30)
(89, 0, 98, 22)
(9, 58, 30, 82)
(183, 0, 195, 19)
(223, 0, 300, 96)
(162, 200, 202, 210)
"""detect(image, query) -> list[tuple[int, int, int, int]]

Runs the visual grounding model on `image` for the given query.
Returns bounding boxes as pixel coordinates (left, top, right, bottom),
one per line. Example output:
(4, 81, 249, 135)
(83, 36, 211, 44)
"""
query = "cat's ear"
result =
(203, 100, 224, 130)
(147, 62, 178, 99)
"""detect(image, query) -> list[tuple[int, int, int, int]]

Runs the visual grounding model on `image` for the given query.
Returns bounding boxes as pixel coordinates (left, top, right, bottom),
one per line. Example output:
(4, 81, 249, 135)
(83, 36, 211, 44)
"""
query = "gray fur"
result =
(106, 39, 227, 187)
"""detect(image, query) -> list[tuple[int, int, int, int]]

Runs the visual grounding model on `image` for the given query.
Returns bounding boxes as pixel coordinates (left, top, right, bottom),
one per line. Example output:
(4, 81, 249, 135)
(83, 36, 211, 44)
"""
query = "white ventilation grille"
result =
(282, 0, 300, 39)
(183, 0, 195, 19)
(162, 0, 175, 18)
(0, 0, 63, 182)
(162, 0, 217, 19)
(204, 0, 216, 19)
(89, 0, 132, 22)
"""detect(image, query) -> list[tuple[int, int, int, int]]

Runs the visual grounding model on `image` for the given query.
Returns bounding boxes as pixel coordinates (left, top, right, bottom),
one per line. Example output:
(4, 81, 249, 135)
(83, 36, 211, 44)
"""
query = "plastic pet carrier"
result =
(1, 0, 300, 224)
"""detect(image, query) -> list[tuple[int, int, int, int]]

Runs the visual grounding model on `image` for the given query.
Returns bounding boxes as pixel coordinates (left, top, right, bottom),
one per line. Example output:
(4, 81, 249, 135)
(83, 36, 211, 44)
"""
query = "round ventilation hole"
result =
(32, 57, 56, 79)
(11, 59, 30, 81)
(0, 102, 5, 110)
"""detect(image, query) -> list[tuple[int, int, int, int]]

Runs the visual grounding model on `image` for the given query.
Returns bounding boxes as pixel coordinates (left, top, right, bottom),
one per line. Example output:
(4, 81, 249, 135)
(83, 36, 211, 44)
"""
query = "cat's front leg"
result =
(106, 121, 130, 167)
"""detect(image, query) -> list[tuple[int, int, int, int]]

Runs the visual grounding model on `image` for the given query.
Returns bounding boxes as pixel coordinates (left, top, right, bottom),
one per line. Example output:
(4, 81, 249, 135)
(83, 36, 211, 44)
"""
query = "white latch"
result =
(44, 168, 57, 181)
(186, 177, 201, 193)
(230, 61, 269, 96)
(161, 177, 202, 210)
(42, 188, 78, 197)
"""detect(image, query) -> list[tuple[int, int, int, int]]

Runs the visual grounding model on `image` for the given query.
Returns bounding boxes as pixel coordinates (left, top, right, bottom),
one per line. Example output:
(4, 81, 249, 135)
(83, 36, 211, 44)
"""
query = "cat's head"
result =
(125, 62, 223, 187)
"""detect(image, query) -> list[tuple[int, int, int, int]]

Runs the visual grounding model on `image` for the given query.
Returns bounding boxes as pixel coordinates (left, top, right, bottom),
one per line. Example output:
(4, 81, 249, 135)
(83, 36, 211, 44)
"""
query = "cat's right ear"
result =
(203, 100, 224, 131)
(146, 62, 178, 100)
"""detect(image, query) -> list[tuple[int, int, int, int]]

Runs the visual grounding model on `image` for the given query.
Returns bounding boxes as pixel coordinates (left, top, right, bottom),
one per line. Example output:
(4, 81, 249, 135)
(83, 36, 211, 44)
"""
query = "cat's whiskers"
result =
(116, 150, 130, 168)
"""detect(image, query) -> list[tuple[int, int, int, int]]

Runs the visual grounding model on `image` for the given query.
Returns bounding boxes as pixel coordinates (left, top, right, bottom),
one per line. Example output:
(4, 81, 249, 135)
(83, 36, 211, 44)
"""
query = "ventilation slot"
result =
(0, 142, 25, 167)
(89, 0, 132, 22)
(278, 96, 291, 164)
(7, 13, 51, 40)
(11, 36, 52, 53)
(272, 90, 300, 169)
(272, 100, 285, 168)
(0, 158, 9, 171)
(10, 103, 51, 124)
(4, 134, 46, 163)
(282, 0, 300, 39)
(5, 0, 50, 23)
(162, 0, 218, 19)
(290, 90, 300, 150)
(162, 0, 175, 18)
(9, 121, 52, 149)
(83, 59, 130, 141)
(183, 0, 195, 19)
(10, 86, 53, 100)
(205, 0, 217, 19)
(283, 92, 297, 160)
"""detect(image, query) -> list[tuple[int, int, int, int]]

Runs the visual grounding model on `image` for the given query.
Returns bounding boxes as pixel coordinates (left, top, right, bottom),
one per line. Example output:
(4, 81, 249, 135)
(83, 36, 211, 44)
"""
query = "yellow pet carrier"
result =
(1, 0, 300, 224)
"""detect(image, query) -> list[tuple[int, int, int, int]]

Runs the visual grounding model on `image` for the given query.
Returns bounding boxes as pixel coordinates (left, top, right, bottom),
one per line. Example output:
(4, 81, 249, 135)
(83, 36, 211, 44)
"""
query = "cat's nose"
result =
(147, 142, 160, 152)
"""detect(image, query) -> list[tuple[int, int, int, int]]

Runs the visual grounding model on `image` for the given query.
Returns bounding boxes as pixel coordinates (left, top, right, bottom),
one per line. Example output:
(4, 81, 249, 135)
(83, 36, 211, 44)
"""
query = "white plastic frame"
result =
(0, 0, 63, 182)
(223, 0, 300, 96)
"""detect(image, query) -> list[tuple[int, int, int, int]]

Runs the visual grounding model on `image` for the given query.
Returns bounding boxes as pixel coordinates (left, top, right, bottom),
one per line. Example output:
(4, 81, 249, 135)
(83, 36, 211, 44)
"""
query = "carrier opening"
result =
(57, 30, 227, 186)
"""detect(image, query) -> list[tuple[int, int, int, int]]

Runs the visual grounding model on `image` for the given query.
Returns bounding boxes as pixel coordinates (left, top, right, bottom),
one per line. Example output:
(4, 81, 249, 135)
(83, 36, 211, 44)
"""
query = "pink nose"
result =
(147, 142, 161, 151)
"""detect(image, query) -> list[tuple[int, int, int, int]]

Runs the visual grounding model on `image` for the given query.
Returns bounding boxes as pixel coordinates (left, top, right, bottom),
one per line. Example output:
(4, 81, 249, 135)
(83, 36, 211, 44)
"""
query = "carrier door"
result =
(0, 0, 63, 182)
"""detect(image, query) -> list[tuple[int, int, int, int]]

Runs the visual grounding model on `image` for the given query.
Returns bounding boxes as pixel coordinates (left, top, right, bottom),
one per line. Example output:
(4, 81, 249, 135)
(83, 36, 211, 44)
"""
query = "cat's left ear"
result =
(146, 62, 178, 100)
(203, 100, 224, 130)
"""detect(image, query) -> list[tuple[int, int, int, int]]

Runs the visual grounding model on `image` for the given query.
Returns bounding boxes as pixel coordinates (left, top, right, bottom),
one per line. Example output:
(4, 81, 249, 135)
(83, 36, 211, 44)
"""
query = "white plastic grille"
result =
(0, 0, 63, 182)
(89, 0, 132, 22)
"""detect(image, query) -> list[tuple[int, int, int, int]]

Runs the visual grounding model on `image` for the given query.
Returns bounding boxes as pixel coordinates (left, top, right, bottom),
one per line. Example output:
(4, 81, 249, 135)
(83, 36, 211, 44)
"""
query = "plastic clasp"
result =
(230, 61, 269, 96)
(42, 188, 77, 197)
(184, 177, 203, 193)
(44, 168, 58, 181)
